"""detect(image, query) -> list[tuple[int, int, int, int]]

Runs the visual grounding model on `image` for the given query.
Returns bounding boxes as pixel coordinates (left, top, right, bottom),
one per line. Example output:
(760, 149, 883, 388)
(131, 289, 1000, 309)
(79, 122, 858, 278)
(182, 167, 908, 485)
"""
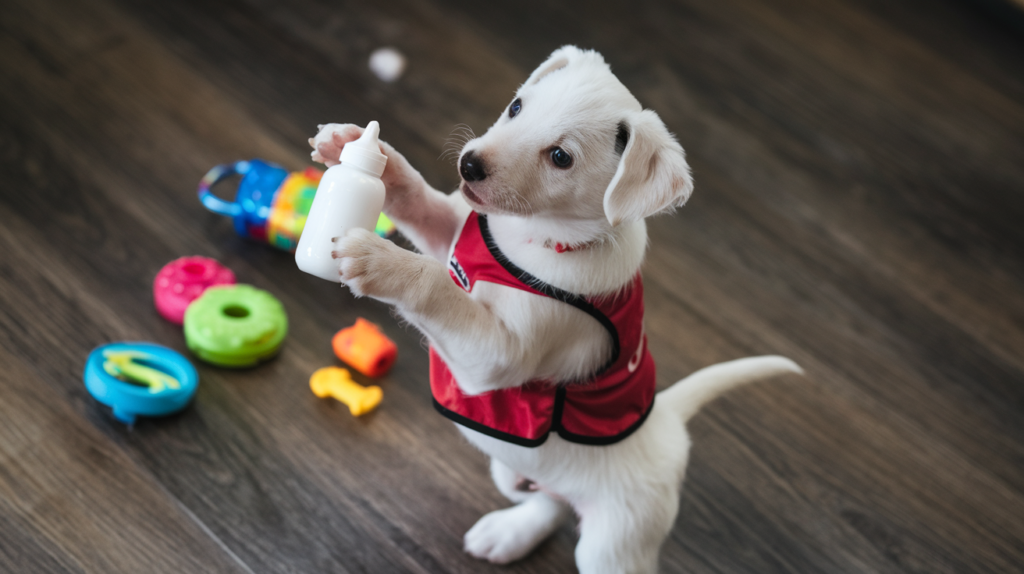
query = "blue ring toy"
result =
(84, 342, 199, 424)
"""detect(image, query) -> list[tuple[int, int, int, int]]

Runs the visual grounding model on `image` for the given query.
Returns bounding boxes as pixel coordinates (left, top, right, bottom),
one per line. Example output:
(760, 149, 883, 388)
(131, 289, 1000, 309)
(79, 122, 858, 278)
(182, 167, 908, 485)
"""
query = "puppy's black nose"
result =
(460, 151, 487, 182)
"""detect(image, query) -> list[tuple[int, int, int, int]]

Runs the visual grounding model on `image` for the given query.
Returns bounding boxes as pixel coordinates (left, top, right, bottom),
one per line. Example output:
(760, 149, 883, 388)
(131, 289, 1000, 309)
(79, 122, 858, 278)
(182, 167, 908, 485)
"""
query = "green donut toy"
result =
(184, 284, 288, 368)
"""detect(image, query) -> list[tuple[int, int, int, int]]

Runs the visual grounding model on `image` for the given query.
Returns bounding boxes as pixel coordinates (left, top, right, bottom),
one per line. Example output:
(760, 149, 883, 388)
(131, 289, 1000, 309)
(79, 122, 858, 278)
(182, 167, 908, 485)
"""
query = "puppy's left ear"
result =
(603, 110, 693, 227)
(523, 45, 584, 86)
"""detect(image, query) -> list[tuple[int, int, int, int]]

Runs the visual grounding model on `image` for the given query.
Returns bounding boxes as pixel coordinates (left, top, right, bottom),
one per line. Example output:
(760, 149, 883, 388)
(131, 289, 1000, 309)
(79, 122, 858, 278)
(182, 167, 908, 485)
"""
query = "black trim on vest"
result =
(554, 395, 655, 445)
(477, 214, 621, 376)
(433, 398, 550, 447)
(550, 386, 568, 435)
(433, 394, 656, 448)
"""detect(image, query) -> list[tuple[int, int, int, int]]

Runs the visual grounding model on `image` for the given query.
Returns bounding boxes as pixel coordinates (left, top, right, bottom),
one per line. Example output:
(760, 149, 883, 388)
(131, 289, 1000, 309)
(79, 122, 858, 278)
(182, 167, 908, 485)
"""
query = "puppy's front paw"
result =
(464, 499, 565, 564)
(309, 123, 364, 166)
(332, 228, 414, 301)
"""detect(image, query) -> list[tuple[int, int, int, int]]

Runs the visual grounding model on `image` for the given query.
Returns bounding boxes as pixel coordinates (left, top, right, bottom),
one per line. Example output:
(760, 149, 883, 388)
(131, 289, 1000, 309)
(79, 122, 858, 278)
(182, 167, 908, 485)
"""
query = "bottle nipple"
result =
(340, 121, 388, 177)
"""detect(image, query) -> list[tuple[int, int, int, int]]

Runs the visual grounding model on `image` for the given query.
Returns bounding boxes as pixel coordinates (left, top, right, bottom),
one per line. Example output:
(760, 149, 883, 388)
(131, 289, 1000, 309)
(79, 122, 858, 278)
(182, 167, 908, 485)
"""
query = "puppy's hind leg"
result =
(464, 459, 571, 564)
(488, 456, 536, 504)
(574, 489, 680, 574)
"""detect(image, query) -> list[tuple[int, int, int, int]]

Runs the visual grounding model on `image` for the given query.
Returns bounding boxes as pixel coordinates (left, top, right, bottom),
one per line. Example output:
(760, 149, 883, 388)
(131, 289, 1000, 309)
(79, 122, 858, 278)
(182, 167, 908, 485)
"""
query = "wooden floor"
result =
(1, 0, 1023, 572)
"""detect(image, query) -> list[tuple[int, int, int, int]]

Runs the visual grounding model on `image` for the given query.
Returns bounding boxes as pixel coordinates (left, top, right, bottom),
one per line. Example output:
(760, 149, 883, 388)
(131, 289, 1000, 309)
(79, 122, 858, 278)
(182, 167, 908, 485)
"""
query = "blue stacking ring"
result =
(84, 342, 199, 424)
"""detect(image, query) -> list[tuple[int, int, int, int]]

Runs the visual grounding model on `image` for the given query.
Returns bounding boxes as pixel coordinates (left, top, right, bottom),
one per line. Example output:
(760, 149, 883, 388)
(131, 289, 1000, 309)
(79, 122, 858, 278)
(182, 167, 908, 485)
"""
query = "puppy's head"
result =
(458, 46, 693, 227)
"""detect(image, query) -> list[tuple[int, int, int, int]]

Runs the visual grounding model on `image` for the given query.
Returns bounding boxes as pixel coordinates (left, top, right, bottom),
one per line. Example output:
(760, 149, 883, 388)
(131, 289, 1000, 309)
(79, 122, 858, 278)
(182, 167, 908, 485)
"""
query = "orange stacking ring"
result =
(332, 318, 397, 377)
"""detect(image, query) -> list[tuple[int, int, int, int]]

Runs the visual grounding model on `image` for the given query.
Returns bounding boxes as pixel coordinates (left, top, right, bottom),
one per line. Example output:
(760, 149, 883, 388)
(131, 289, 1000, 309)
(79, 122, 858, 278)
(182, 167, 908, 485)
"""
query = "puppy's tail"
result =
(658, 356, 803, 423)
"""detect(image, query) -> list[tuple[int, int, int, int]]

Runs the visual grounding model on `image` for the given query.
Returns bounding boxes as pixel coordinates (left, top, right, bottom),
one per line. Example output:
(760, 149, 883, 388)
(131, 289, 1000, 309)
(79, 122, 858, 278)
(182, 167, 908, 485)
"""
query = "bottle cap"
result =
(339, 121, 388, 177)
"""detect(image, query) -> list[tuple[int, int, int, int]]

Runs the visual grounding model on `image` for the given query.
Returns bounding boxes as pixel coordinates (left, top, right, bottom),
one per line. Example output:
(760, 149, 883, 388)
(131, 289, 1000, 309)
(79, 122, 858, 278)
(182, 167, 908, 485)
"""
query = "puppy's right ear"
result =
(523, 46, 580, 86)
(603, 110, 693, 227)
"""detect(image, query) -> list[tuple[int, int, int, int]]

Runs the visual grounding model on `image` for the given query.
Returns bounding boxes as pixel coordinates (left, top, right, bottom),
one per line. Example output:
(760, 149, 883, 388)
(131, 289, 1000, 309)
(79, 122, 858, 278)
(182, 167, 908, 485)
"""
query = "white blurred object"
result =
(369, 48, 406, 82)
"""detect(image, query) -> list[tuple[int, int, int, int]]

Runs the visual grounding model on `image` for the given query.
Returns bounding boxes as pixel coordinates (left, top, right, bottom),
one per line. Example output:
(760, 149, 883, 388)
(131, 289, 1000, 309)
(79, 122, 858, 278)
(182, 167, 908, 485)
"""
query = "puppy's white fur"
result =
(313, 46, 801, 573)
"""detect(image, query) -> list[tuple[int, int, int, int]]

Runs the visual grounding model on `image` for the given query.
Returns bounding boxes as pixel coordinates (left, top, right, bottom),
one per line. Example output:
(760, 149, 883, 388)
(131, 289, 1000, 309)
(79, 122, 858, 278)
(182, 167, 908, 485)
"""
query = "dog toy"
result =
(153, 256, 236, 325)
(198, 159, 395, 252)
(83, 342, 199, 424)
(332, 318, 397, 377)
(296, 122, 388, 281)
(183, 284, 288, 367)
(310, 366, 382, 416)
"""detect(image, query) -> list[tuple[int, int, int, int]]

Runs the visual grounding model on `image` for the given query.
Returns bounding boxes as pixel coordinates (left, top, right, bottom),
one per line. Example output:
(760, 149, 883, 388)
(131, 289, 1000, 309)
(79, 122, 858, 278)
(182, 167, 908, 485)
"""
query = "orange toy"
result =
(332, 318, 397, 377)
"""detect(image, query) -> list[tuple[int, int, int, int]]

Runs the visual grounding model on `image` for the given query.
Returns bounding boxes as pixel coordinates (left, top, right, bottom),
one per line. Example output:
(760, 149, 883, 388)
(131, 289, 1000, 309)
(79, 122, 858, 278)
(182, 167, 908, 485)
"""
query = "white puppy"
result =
(312, 46, 801, 574)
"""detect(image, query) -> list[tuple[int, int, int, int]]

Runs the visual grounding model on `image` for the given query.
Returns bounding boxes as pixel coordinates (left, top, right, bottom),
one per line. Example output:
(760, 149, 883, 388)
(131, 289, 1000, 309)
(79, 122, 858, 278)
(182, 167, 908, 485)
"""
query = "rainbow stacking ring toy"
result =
(84, 342, 199, 424)
(154, 256, 236, 325)
(184, 284, 288, 368)
(198, 159, 396, 251)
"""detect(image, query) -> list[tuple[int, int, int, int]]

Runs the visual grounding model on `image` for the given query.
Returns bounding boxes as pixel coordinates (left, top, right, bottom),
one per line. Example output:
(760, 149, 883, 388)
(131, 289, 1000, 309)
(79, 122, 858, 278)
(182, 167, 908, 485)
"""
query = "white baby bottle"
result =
(296, 121, 388, 281)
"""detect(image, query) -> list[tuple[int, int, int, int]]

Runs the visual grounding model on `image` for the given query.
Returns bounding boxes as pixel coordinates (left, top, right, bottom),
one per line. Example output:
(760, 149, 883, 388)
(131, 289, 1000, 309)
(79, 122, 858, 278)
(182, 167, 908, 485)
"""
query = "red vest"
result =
(430, 212, 656, 447)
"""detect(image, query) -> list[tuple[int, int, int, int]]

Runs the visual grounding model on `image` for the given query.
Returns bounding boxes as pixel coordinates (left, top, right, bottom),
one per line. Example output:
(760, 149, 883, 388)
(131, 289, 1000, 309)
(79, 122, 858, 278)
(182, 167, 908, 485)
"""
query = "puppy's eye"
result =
(550, 147, 572, 168)
(508, 98, 522, 119)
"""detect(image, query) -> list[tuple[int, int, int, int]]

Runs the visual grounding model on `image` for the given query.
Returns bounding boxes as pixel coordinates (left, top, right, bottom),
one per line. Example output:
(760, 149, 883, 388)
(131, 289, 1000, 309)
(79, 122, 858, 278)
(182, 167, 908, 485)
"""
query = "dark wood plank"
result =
(0, 345, 254, 574)
(1, 0, 1022, 572)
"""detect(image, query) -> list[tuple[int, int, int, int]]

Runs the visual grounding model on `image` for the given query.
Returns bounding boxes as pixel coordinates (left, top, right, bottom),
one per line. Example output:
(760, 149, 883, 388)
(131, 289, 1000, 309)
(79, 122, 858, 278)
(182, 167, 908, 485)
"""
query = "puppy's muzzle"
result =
(460, 151, 487, 182)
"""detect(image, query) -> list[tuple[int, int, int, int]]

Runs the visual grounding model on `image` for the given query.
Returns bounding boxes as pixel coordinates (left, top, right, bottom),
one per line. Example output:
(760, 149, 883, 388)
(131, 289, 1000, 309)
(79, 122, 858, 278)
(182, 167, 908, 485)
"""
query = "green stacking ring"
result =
(184, 284, 288, 368)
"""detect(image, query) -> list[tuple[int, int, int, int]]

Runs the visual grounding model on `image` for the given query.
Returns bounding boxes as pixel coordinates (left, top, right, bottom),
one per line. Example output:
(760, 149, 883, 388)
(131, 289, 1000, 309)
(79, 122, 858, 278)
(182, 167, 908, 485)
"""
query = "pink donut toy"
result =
(154, 256, 236, 325)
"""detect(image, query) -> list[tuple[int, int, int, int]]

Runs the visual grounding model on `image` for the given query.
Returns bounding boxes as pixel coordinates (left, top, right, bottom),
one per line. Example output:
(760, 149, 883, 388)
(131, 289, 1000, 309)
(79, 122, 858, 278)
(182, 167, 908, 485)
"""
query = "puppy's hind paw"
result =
(464, 497, 566, 564)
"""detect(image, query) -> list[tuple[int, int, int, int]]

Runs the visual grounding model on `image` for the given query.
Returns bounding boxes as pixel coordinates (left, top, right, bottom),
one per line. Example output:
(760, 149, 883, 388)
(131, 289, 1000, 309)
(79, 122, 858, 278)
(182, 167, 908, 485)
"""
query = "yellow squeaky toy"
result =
(310, 367, 382, 416)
